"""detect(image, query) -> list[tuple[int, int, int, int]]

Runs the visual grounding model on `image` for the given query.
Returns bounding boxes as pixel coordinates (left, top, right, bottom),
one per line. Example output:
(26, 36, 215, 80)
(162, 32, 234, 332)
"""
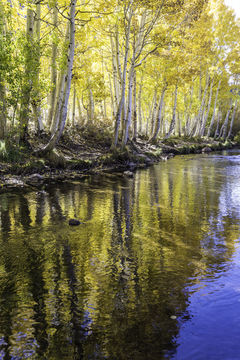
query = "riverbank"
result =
(0, 126, 237, 192)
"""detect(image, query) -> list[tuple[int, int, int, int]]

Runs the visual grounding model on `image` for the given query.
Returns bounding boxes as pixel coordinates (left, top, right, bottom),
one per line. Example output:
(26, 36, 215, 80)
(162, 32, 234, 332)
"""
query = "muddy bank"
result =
(0, 131, 237, 192)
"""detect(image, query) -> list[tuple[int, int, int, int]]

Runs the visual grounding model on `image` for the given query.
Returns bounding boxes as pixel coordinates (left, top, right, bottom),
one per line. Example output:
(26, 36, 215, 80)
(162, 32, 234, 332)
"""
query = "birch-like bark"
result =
(214, 111, 221, 139)
(88, 89, 94, 123)
(151, 83, 167, 141)
(219, 99, 233, 139)
(0, 82, 6, 139)
(47, 6, 58, 129)
(200, 76, 214, 136)
(132, 70, 137, 140)
(137, 73, 144, 134)
(108, 71, 115, 118)
(191, 72, 210, 137)
(19, 7, 34, 141)
(227, 100, 237, 139)
(32, 2, 43, 133)
(77, 97, 84, 125)
(110, 34, 120, 110)
(207, 79, 221, 138)
(39, 0, 76, 154)
(112, 1, 133, 148)
(0, 1, 6, 139)
(72, 84, 76, 126)
(122, 61, 135, 146)
(150, 91, 158, 138)
(184, 85, 194, 136)
(177, 113, 182, 137)
(164, 84, 178, 139)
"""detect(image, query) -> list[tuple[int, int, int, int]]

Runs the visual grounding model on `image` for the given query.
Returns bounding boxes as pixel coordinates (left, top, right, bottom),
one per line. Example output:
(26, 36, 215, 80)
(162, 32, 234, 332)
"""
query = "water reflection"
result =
(0, 152, 240, 359)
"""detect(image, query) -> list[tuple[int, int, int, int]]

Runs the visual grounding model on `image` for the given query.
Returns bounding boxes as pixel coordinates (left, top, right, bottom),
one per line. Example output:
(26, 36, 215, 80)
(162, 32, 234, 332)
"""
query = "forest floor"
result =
(0, 124, 238, 192)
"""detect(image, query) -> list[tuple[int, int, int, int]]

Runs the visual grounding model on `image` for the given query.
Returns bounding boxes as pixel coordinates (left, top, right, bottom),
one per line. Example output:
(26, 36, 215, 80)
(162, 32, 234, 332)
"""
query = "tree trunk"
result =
(0, 1, 7, 139)
(151, 83, 167, 141)
(87, 89, 94, 123)
(192, 72, 210, 137)
(219, 99, 233, 139)
(200, 76, 214, 136)
(47, 6, 58, 129)
(72, 84, 76, 126)
(227, 100, 237, 139)
(38, 0, 76, 154)
(164, 84, 178, 139)
(19, 7, 34, 141)
(214, 111, 221, 139)
(132, 70, 137, 140)
(207, 79, 221, 138)
(122, 63, 135, 146)
(150, 91, 158, 138)
(32, 2, 43, 133)
(138, 73, 143, 134)
(112, 1, 133, 148)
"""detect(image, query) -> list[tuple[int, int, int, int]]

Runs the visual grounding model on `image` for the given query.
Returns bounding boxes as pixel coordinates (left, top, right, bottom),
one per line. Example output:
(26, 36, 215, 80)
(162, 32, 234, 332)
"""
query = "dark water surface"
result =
(1, 151, 240, 360)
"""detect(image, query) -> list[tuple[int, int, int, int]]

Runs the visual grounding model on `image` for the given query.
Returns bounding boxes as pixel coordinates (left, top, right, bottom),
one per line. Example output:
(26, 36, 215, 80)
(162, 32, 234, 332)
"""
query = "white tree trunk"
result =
(112, 1, 133, 148)
(207, 79, 221, 138)
(151, 83, 167, 141)
(39, 0, 76, 153)
(164, 84, 178, 139)
(47, 6, 58, 129)
(227, 100, 238, 139)
(219, 99, 233, 139)
(200, 76, 214, 136)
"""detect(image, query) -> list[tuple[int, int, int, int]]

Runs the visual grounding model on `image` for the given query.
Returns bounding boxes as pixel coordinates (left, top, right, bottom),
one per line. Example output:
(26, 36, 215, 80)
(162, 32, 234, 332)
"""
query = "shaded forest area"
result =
(0, 0, 240, 180)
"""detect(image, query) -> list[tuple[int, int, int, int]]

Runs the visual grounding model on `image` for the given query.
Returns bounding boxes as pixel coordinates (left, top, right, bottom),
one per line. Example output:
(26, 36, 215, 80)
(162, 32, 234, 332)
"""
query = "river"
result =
(0, 150, 240, 359)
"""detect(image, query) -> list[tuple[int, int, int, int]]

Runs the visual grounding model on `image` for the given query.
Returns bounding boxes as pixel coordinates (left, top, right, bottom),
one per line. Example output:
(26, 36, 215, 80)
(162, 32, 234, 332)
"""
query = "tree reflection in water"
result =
(0, 154, 239, 359)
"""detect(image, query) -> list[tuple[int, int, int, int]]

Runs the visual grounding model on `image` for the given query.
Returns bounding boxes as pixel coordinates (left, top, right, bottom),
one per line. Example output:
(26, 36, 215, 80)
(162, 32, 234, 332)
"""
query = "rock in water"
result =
(202, 147, 212, 153)
(69, 218, 81, 226)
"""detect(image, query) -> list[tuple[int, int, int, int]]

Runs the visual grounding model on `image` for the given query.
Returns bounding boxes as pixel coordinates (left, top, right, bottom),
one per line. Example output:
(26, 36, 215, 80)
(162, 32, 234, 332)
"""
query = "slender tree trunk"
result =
(110, 34, 120, 111)
(47, 6, 58, 129)
(200, 76, 214, 136)
(77, 97, 83, 125)
(219, 99, 233, 139)
(227, 100, 237, 139)
(192, 72, 210, 137)
(214, 111, 221, 139)
(132, 70, 137, 140)
(138, 73, 143, 134)
(87, 89, 94, 123)
(122, 63, 135, 146)
(112, 1, 133, 148)
(207, 79, 221, 138)
(19, 7, 34, 141)
(0, 2, 7, 139)
(184, 85, 194, 136)
(32, 2, 43, 133)
(150, 91, 158, 138)
(151, 83, 167, 141)
(0, 78, 6, 140)
(38, 0, 76, 154)
(164, 84, 178, 139)
(72, 84, 76, 126)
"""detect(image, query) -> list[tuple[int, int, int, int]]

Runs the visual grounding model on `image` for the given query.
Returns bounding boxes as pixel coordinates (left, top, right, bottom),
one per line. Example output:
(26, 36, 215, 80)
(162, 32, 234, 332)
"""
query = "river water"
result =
(0, 150, 240, 360)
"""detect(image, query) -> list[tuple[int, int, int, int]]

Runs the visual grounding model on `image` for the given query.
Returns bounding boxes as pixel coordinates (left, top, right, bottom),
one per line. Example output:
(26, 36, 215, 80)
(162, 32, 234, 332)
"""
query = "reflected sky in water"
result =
(0, 150, 240, 359)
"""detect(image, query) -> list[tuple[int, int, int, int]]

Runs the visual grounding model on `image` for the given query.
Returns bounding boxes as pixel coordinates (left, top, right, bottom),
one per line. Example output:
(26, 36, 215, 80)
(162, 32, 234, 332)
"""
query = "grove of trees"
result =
(0, 0, 240, 154)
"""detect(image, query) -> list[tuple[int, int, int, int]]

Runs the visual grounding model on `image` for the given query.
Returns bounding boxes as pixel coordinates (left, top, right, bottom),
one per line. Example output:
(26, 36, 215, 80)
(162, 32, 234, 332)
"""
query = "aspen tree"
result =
(39, 0, 76, 154)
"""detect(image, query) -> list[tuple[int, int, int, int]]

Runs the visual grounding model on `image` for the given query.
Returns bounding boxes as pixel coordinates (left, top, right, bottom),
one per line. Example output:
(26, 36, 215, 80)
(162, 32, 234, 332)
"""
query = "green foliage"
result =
(0, 141, 26, 163)
(234, 132, 240, 144)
